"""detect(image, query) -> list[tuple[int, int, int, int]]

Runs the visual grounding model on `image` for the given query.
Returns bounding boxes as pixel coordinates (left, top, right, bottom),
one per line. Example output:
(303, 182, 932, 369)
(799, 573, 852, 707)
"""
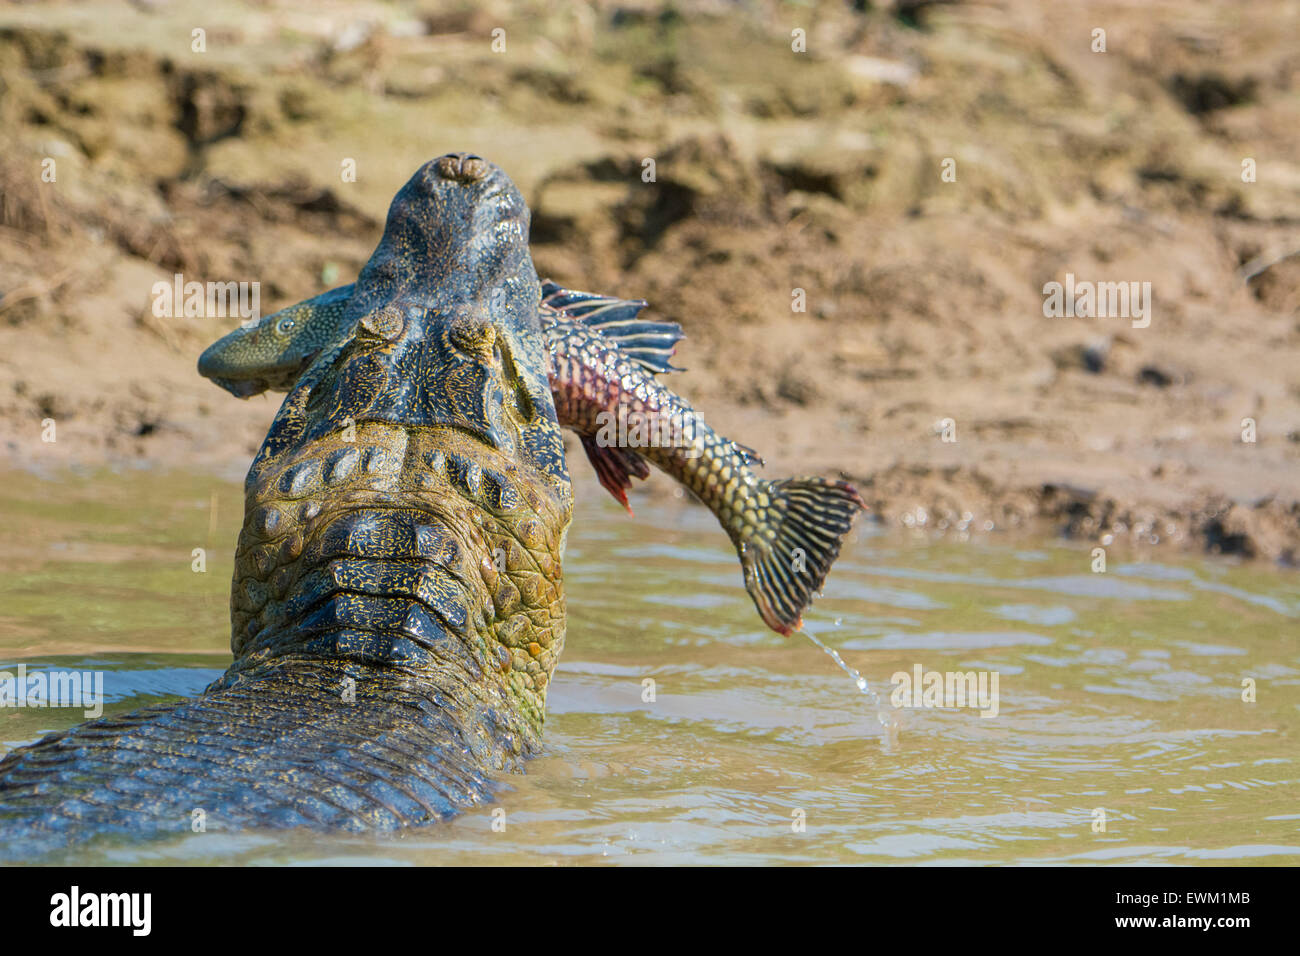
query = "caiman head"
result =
(220, 153, 573, 754)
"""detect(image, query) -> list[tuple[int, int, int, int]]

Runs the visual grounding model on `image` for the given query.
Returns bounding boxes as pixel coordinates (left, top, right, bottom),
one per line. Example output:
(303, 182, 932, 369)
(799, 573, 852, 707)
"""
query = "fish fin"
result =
(732, 441, 765, 467)
(541, 279, 685, 375)
(579, 434, 651, 515)
(740, 478, 867, 635)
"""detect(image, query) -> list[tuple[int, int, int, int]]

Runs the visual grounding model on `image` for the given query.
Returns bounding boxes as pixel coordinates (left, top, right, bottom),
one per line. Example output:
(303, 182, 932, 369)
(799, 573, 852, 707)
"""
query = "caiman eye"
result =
(276, 317, 295, 334)
(359, 305, 407, 342)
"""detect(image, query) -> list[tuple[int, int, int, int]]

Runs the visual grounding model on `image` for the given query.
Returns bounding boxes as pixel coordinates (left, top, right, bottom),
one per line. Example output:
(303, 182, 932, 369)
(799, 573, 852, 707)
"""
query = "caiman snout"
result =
(435, 152, 489, 183)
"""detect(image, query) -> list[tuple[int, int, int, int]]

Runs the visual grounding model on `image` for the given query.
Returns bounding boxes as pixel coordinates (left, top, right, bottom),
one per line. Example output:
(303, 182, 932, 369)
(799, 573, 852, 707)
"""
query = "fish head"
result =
(197, 285, 356, 398)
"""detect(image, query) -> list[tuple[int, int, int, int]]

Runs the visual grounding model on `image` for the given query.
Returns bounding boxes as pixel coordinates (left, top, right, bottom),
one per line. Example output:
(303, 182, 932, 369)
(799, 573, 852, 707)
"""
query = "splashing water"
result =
(802, 620, 900, 751)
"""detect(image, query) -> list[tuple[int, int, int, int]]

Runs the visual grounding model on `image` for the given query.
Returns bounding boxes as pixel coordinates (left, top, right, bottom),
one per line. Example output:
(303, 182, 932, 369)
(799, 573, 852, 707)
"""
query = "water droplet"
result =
(802, 628, 899, 751)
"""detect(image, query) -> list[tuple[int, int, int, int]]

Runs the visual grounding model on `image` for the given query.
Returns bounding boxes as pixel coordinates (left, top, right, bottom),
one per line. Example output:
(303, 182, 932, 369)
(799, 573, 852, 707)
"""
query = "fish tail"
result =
(740, 477, 866, 635)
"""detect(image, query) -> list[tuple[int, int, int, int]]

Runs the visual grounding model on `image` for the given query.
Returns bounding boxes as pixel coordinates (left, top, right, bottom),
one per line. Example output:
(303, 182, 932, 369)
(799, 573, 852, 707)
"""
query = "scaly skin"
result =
(549, 319, 864, 634)
(200, 285, 865, 634)
(0, 152, 571, 856)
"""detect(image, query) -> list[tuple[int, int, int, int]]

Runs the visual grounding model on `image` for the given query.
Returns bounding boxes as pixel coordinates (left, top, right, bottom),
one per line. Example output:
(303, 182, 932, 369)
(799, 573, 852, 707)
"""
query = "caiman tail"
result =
(0, 152, 572, 856)
(549, 319, 865, 635)
(0, 668, 504, 854)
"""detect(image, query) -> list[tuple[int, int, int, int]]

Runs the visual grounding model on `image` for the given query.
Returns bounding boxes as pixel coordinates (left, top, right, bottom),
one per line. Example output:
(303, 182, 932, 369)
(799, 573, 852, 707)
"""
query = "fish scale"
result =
(549, 317, 865, 634)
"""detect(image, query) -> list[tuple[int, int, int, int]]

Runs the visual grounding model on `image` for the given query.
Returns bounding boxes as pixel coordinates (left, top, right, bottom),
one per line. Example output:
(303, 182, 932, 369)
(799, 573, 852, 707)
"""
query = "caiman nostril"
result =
(435, 152, 490, 184)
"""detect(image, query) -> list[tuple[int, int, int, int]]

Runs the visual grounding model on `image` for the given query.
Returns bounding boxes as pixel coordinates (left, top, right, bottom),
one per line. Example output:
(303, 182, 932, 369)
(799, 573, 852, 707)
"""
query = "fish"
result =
(548, 311, 865, 635)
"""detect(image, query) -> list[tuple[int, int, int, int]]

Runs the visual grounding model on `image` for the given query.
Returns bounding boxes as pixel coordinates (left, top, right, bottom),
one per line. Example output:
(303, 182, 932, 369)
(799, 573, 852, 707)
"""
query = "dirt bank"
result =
(1, 0, 1297, 562)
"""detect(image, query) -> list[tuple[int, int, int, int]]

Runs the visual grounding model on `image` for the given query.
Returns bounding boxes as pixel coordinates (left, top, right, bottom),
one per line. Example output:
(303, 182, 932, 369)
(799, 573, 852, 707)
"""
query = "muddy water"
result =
(0, 468, 1296, 865)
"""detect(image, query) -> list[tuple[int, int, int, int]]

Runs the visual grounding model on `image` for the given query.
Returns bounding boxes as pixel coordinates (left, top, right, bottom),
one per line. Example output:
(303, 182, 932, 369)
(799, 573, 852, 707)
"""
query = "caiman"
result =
(199, 278, 865, 634)
(0, 153, 574, 852)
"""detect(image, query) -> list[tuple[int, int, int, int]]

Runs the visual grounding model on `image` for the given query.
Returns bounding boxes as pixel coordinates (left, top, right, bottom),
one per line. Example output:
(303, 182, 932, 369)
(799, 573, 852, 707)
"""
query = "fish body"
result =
(549, 318, 864, 634)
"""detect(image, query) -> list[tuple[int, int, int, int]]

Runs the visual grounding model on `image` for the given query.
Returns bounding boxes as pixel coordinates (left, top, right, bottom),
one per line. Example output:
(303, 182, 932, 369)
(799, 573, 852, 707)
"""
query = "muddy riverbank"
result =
(1, 0, 1297, 563)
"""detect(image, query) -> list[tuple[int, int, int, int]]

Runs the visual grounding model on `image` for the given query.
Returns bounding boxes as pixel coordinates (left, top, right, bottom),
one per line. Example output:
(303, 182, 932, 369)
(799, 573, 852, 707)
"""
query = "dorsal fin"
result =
(541, 279, 685, 375)
(732, 441, 765, 467)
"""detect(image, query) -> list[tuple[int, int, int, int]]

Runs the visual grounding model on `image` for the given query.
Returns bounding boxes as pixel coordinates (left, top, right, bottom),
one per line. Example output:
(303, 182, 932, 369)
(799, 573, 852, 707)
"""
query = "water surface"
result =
(1, 468, 1296, 865)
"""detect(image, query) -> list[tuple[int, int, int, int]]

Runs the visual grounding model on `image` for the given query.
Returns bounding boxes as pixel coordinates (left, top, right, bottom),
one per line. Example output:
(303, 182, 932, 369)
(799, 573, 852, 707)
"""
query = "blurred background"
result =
(1, 0, 1297, 561)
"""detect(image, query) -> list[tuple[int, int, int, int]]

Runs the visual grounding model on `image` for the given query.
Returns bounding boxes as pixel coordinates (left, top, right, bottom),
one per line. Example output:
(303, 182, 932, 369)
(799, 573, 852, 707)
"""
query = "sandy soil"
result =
(0, 0, 1297, 562)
